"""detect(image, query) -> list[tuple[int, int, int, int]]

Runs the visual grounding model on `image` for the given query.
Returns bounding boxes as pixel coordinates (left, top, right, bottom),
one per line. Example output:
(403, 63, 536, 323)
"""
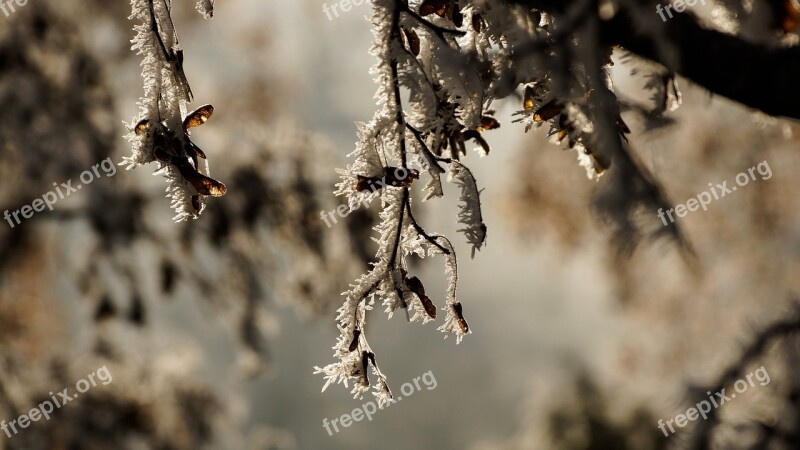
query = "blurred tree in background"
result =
(0, 2, 370, 448)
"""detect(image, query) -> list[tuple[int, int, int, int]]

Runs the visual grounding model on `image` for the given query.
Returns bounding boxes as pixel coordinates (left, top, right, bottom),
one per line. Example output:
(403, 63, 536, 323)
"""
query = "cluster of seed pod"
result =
(135, 104, 227, 212)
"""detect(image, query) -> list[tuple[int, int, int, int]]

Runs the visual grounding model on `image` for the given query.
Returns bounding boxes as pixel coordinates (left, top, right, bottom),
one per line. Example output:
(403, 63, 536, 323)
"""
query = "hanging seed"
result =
(476, 116, 500, 132)
(453, 302, 469, 333)
(420, 0, 448, 16)
(183, 104, 214, 130)
(534, 100, 564, 122)
(174, 159, 228, 197)
(134, 119, 150, 136)
(348, 329, 361, 352)
(523, 85, 536, 111)
(401, 26, 421, 56)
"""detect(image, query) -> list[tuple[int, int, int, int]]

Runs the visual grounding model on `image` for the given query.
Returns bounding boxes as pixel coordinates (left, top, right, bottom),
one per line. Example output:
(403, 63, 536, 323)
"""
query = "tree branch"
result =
(508, 0, 800, 119)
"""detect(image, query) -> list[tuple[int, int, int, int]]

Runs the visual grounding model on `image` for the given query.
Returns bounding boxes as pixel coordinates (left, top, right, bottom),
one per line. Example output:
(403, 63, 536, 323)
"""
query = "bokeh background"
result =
(2, 1, 800, 449)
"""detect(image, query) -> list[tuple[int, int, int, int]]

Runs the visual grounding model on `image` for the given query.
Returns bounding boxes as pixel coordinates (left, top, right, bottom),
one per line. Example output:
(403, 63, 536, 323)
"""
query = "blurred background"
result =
(1, 1, 800, 449)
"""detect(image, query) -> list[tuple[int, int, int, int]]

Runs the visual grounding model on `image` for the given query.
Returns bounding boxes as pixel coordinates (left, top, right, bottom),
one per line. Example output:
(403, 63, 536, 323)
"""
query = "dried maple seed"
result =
(348, 329, 361, 352)
(419, 0, 447, 16)
(355, 175, 375, 192)
(406, 276, 425, 295)
(183, 104, 214, 130)
(190, 142, 207, 159)
(476, 116, 500, 132)
(438, 1, 452, 18)
(523, 85, 536, 111)
(401, 26, 420, 56)
(356, 168, 420, 191)
(453, 302, 469, 333)
(405, 276, 437, 319)
(174, 159, 228, 197)
(420, 296, 437, 319)
(534, 100, 564, 122)
(384, 167, 419, 187)
(134, 119, 150, 136)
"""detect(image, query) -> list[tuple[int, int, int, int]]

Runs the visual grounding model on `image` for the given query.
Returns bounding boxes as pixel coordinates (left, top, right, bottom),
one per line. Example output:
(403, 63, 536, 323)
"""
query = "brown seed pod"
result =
(523, 85, 536, 111)
(356, 175, 376, 192)
(174, 159, 228, 197)
(419, 0, 448, 16)
(453, 302, 469, 333)
(384, 167, 419, 187)
(420, 296, 437, 319)
(406, 276, 425, 295)
(356, 168, 419, 191)
(134, 119, 150, 136)
(189, 141, 207, 159)
(406, 276, 437, 319)
(534, 100, 564, 122)
(183, 104, 214, 130)
(462, 130, 492, 155)
(401, 26, 421, 56)
(348, 329, 361, 352)
(476, 116, 500, 132)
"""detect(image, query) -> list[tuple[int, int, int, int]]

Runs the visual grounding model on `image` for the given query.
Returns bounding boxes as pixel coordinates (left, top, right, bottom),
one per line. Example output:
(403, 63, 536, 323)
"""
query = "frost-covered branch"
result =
(316, 0, 490, 401)
(320, 0, 794, 399)
(122, 0, 226, 221)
